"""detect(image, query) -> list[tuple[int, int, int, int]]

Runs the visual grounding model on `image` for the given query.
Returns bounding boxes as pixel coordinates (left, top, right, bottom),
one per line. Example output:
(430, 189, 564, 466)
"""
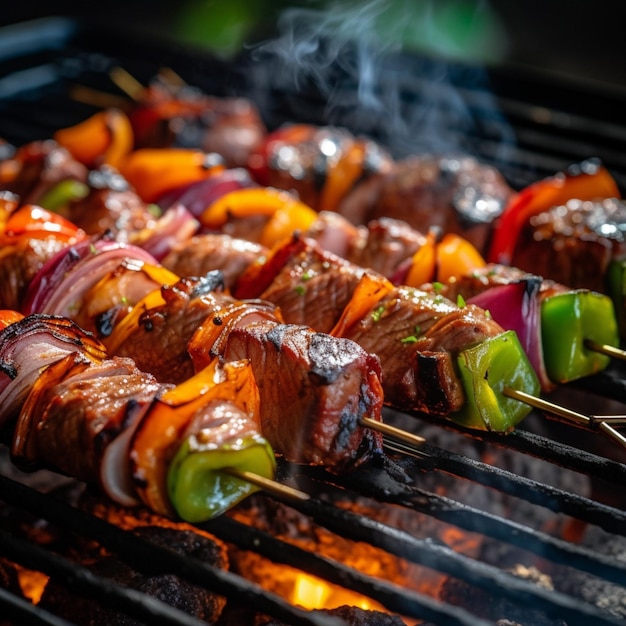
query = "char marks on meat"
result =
(11, 355, 162, 482)
(511, 197, 626, 292)
(110, 274, 384, 469)
(338, 154, 514, 253)
(218, 320, 384, 471)
(342, 286, 503, 414)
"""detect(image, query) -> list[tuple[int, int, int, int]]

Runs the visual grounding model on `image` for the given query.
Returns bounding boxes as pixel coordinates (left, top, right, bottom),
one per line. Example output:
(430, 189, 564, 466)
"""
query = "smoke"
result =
(247, 0, 514, 161)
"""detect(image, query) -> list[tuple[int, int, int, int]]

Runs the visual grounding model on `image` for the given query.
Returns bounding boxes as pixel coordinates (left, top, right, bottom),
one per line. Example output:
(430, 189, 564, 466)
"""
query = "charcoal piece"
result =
(38, 525, 227, 625)
(258, 604, 407, 625)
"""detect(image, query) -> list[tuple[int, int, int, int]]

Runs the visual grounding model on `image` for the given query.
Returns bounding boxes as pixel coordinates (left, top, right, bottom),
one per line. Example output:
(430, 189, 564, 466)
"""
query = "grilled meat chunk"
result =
(111, 274, 384, 470)
(64, 166, 157, 237)
(511, 197, 626, 292)
(0, 236, 70, 311)
(249, 124, 394, 211)
(111, 274, 278, 385)
(338, 154, 514, 252)
(208, 319, 384, 471)
(162, 233, 268, 291)
(11, 355, 162, 482)
(236, 236, 506, 415)
(1, 140, 87, 205)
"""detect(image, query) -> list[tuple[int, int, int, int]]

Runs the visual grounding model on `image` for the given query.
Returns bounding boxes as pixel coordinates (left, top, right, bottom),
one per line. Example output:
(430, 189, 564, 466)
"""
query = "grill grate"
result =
(1, 15, 626, 626)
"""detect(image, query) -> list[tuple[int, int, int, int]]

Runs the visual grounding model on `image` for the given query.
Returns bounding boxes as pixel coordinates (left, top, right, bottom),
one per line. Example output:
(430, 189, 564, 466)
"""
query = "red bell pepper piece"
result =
(488, 159, 621, 266)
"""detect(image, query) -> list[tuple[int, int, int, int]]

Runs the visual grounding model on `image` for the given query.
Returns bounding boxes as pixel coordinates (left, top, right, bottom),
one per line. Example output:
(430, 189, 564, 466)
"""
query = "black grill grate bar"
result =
(202, 515, 493, 626)
(407, 410, 626, 487)
(279, 486, 625, 626)
(295, 460, 626, 589)
(0, 475, 347, 626)
(395, 440, 626, 536)
(0, 528, 211, 626)
(0, 585, 78, 626)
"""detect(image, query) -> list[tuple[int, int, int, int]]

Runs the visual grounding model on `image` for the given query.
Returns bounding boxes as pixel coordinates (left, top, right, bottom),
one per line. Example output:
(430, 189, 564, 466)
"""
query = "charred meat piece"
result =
(341, 286, 505, 414)
(161, 232, 268, 291)
(235, 236, 506, 415)
(39, 525, 227, 626)
(0, 236, 70, 310)
(204, 319, 384, 471)
(337, 154, 514, 253)
(11, 354, 162, 483)
(64, 166, 158, 237)
(111, 274, 384, 470)
(236, 235, 365, 334)
(111, 274, 278, 385)
(0, 140, 87, 206)
(129, 80, 267, 169)
(511, 197, 626, 292)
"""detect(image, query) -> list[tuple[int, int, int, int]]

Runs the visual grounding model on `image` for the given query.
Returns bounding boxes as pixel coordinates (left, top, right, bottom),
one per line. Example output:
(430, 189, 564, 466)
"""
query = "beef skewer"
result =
(1, 113, 620, 444)
(0, 310, 387, 528)
(0, 310, 284, 522)
(0, 188, 617, 452)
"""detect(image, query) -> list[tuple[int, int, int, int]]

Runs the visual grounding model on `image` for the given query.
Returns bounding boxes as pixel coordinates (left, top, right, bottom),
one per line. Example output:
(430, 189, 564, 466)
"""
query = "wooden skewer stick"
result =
(503, 387, 590, 426)
(157, 66, 188, 89)
(224, 467, 311, 503)
(109, 66, 145, 101)
(69, 84, 130, 110)
(504, 386, 626, 451)
(585, 339, 626, 361)
(360, 416, 426, 447)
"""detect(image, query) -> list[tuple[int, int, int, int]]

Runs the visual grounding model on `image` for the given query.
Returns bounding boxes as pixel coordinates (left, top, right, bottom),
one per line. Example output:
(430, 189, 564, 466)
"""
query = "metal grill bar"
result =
(0, 475, 345, 626)
(203, 515, 493, 626)
(0, 529, 211, 626)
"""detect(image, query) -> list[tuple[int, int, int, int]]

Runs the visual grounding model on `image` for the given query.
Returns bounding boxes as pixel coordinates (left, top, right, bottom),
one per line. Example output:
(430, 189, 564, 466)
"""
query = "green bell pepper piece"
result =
(167, 433, 276, 522)
(38, 179, 89, 213)
(541, 290, 619, 383)
(606, 258, 626, 339)
(453, 330, 540, 431)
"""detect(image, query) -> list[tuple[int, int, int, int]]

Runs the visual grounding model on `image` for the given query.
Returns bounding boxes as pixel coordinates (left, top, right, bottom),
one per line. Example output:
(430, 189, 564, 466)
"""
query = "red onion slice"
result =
(468, 279, 553, 391)
(156, 167, 256, 216)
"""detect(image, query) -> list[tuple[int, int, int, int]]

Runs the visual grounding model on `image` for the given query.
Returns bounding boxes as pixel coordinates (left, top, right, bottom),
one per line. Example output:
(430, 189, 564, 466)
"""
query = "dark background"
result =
(1, 0, 625, 89)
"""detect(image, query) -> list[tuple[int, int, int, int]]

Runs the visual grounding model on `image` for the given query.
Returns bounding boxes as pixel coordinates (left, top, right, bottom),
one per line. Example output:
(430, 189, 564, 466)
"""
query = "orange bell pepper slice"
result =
(405, 230, 487, 287)
(319, 140, 366, 213)
(54, 109, 134, 169)
(102, 286, 169, 354)
(488, 160, 621, 265)
(118, 148, 225, 203)
(258, 201, 318, 248)
(0, 310, 24, 331)
(330, 272, 395, 337)
(130, 357, 260, 517)
(200, 186, 316, 233)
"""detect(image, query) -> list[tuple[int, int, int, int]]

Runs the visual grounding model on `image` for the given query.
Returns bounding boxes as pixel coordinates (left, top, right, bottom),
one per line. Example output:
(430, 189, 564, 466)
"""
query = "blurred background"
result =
(1, 0, 625, 89)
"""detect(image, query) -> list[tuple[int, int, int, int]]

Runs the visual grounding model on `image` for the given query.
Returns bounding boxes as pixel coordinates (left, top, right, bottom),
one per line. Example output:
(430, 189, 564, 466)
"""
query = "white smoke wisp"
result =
(247, 0, 514, 161)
